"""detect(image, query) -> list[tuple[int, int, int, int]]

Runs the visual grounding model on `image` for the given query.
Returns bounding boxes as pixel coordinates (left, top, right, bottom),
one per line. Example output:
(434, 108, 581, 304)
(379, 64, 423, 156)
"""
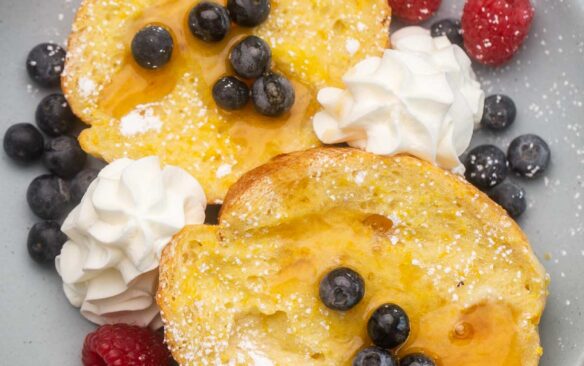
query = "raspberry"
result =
(82, 324, 171, 366)
(388, 0, 442, 24)
(462, 0, 535, 66)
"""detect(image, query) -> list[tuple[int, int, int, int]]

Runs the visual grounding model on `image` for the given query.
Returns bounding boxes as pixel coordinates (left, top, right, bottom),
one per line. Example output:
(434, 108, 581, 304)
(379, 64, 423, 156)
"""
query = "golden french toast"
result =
(62, 0, 391, 203)
(157, 148, 548, 366)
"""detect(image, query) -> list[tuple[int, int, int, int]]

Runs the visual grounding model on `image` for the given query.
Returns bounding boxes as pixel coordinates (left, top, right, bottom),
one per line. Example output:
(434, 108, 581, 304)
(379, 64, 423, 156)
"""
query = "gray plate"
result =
(0, 0, 583, 364)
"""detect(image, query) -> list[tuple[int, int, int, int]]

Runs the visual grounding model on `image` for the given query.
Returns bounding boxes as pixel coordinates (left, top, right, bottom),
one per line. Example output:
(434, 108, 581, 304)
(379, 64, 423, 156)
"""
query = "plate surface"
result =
(0, 0, 583, 364)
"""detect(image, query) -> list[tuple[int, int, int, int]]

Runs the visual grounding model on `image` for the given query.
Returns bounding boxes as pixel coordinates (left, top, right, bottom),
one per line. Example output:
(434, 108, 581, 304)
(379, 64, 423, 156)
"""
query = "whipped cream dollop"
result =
(56, 157, 206, 328)
(313, 26, 485, 172)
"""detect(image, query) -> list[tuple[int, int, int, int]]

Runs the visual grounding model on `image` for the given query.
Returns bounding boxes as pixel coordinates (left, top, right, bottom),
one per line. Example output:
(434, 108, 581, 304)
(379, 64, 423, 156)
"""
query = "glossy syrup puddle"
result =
(402, 303, 522, 365)
(98, 0, 317, 163)
(233, 210, 524, 365)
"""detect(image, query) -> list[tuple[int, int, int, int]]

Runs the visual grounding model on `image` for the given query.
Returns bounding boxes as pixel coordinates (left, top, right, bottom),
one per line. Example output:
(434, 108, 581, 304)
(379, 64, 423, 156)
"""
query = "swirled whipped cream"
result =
(56, 157, 206, 328)
(313, 26, 485, 172)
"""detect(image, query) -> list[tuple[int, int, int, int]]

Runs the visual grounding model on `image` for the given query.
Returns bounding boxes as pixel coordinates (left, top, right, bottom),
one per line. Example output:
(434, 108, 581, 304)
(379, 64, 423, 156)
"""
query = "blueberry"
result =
(71, 169, 100, 203)
(353, 347, 397, 366)
(230, 36, 272, 79)
(213, 76, 250, 110)
(252, 73, 295, 117)
(27, 221, 67, 264)
(189, 2, 231, 42)
(400, 353, 436, 366)
(131, 25, 174, 70)
(367, 303, 410, 349)
(319, 267, 365, 311)
(481, 94, 516, 131)
(227, 0, 271, 27)
(464, 145, 508, 189)
(507, 134, 551, 178)
(26, 43, 66, 87)
(3, 123, 44, 163)
(43, 136, 87, 179)
(27, 175, 72, 220)
(430, 19, 463, 47)
(35, 93, 76, 136)
(487, 182, 527, 218)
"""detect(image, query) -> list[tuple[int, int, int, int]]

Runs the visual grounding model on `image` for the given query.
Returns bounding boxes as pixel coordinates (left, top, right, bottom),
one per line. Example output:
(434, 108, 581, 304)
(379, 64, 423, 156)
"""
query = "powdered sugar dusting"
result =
(354, 171, 367, 185)
(239, 340, 274, 366)
(216, 164, 233, 179)
(120, 104, 163, 136)
(78, 77, 96, 98)
(346, 38, 361, 55)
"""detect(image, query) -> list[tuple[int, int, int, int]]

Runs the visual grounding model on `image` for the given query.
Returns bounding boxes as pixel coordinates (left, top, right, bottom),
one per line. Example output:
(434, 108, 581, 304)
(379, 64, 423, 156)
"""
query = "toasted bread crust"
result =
(158, 148, 547, 366)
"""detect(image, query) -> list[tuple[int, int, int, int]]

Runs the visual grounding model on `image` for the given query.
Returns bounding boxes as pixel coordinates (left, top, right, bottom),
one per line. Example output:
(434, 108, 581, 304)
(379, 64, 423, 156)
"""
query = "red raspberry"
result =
(388, 0, 442, 24)
(462, 0, 535, 66)
(82, 324, 171, 366)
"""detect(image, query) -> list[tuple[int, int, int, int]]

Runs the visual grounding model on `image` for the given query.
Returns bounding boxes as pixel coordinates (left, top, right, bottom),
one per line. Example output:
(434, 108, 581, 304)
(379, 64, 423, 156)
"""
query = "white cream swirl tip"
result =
(56, 156, 206, 328)
(313, 26, 485, 172)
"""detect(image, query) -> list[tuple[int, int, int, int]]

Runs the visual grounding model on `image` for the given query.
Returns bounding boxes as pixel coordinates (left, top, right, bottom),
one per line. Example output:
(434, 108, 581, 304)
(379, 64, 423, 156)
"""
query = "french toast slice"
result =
(157, 148, 548, 366)
(62, 0, 391, 203)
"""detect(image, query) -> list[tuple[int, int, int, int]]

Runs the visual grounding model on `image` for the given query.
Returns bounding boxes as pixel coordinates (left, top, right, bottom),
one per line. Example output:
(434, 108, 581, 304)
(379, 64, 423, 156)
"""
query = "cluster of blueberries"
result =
(464, 95, 551, 218)
(430, 18, 551, 219)
(3, 43, 99, 265)
(319, 268, 434, 366)
(131, 0, 295, 117)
